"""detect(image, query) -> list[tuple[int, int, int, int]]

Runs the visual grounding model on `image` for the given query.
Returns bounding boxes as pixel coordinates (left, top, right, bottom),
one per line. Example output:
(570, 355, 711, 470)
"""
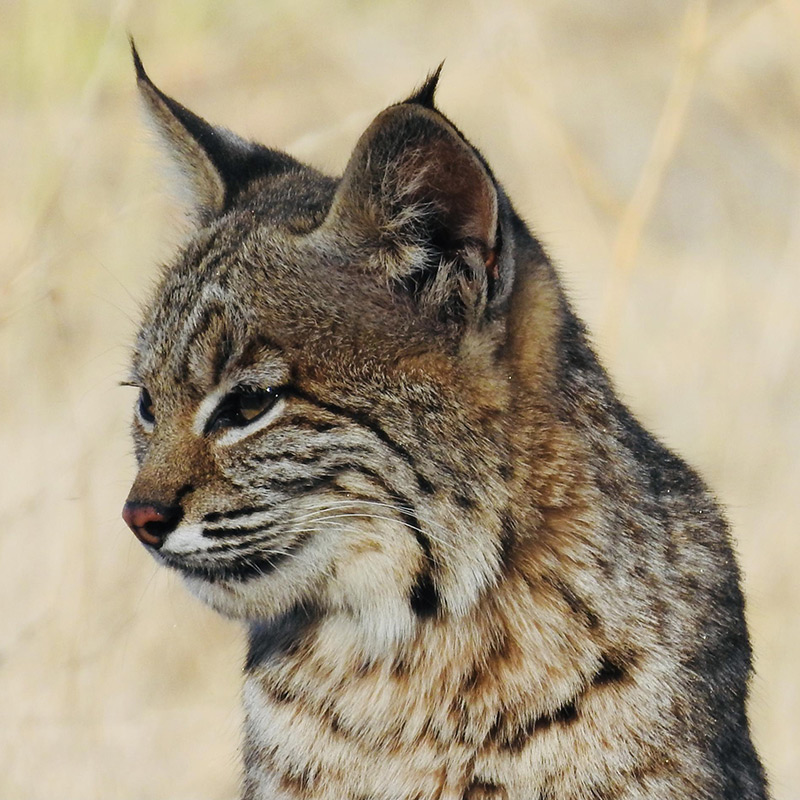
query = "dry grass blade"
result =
(603, 0, 708, 351)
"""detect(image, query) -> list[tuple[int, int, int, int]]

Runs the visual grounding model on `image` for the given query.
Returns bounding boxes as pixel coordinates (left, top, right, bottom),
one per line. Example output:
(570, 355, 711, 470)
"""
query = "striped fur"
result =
(125, 48, 768, 800)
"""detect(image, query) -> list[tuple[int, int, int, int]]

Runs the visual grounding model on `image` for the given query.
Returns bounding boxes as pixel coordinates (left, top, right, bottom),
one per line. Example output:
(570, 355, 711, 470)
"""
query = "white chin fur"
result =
(159, 522, 207, 555)
(178, 516, 424, 661)
(180, 555, 324, 620)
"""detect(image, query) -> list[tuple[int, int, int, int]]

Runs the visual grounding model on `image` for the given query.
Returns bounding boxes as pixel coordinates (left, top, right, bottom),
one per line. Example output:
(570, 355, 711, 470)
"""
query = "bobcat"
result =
(123, 43, 769, 800)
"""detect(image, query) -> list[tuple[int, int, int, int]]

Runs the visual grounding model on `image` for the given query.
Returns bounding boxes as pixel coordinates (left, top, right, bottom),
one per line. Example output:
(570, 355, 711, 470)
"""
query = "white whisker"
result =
(197, 495, 465, 562)
(303, 513, 458, 559)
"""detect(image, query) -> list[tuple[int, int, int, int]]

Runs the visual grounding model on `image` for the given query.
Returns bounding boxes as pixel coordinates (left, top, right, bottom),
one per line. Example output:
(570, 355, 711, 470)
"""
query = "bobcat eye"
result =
(206, 386, 281, 433)
(138, 388, 155, 425)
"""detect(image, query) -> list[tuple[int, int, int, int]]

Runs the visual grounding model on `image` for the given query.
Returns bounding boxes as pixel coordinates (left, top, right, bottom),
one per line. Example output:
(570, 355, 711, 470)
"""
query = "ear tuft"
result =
(130, 37, 147, 83)
(405, 62, 445, 110)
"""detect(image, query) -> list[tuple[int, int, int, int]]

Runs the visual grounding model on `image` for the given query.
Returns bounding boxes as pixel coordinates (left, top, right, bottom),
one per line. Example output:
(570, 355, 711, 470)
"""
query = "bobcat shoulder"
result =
(123, 44, 768, 800)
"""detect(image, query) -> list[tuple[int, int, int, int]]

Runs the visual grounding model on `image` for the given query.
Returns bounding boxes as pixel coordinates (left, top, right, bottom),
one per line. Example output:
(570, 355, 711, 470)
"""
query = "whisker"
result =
(316, 500, 459, 541)
(287, 498, 460, 544)
(305, 513, 457, 558)
(199, 496, 464, 562)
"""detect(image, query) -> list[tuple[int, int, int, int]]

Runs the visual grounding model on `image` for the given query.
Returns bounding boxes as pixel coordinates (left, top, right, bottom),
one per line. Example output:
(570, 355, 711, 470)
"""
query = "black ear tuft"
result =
(405, 62, 445, 109)
(130, 36, 147, 83)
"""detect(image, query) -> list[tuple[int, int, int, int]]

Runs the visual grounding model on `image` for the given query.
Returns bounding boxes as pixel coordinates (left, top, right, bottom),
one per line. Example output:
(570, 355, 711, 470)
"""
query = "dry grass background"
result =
(1, 0, 798, 797)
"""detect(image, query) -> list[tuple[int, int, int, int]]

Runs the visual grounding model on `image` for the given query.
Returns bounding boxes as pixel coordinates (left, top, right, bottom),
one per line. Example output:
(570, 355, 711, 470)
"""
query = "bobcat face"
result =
(124, 54, 517, 644)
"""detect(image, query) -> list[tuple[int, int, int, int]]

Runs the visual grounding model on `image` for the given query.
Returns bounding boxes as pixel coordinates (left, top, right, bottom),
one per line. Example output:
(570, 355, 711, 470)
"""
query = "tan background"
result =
(1, 0, 798, 798)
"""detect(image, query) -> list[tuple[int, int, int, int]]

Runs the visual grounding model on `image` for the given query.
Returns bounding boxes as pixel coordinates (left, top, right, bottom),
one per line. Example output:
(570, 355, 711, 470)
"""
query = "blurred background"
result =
(1, 0, 798, 797)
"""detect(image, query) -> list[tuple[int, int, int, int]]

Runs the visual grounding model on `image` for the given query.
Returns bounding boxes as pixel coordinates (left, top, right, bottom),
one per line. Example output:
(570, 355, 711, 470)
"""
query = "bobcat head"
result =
(122, 45, 558, 655)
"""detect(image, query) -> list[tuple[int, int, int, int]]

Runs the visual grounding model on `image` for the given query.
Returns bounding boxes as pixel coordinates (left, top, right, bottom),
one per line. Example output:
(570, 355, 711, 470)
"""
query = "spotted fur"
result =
(125, 44, 768, 800)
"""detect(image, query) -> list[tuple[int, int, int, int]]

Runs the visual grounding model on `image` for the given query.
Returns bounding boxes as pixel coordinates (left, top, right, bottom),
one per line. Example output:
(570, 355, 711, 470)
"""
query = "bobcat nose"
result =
(122, 502, 183, 549)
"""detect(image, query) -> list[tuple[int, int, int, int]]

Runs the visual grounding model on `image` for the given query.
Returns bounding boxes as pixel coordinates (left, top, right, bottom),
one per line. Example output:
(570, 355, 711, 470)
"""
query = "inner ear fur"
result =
(132, 41, 300, 225)
(329, 103, 499, 271)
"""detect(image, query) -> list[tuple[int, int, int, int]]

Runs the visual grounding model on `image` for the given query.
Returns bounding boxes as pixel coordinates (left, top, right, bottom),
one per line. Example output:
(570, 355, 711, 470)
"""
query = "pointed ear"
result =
(327, 99, 501, 319)
(131, 41, 296, 224)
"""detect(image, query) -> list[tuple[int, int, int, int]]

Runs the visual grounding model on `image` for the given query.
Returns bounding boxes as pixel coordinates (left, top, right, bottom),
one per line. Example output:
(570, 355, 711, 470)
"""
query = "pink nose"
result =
(122, 502, 182, 549)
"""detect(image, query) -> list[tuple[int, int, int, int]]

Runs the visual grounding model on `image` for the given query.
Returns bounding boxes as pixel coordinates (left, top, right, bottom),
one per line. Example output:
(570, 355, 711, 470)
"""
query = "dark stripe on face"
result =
(175, 484, 195, 503)
(211, 330, 234, 386)
(204, 461, 429, 541)
(302, 462, 440, 593)
(204, 504, 274, 523)
(203, 523, 271, 539)
(203, 527, 278, 547)
(277, 416, 339, 434)
(352, 467, 427, 539)
(286, 387, 435, 495)
(251, 442, 369, 465)
(348, 466, 440, 617)
(164, 534, 308, 582)
(268, 464, 354, 494)
(173, 301, 229, 382)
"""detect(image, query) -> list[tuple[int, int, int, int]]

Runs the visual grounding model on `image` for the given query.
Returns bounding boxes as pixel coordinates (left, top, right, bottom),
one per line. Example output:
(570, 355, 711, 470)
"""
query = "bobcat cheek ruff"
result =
(125, 42, 768, 800)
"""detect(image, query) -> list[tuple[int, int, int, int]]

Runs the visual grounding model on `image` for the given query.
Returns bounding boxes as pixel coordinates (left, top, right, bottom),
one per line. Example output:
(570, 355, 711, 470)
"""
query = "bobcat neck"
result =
(241, 570, 606, 800)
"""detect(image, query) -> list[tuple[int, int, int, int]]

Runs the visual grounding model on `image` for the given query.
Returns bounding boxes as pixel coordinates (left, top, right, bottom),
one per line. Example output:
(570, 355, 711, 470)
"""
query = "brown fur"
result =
(124, 44, 768, 800)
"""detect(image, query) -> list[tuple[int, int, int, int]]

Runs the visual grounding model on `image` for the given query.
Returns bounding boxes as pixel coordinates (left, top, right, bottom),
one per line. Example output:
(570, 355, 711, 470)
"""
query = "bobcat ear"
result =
(131, 41, 294, 225)
(328, 101, 500, 316)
